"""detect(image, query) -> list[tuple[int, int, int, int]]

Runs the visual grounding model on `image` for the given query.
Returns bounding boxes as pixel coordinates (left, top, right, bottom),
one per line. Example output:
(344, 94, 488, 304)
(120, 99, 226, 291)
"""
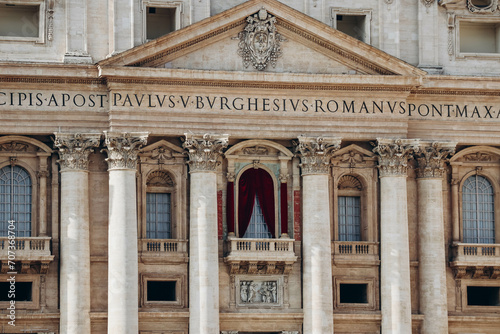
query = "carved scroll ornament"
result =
(237, 8, 286, 71)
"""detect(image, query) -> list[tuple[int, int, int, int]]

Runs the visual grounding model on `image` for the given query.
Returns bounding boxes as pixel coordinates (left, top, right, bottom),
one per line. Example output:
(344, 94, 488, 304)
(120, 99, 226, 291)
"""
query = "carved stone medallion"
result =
(237, 8, 286, 71)
(467, 0, 498, 13)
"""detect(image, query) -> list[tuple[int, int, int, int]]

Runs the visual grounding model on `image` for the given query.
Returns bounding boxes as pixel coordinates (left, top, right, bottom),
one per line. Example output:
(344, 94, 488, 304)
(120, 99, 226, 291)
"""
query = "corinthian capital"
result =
(415, 141, 456, 178)
(295, 136, 341, 175)
(373, 138, 420, 177)
(183, 133, 229, 172)
(54, 133, 101, 171)
(103, 132, 149, 170)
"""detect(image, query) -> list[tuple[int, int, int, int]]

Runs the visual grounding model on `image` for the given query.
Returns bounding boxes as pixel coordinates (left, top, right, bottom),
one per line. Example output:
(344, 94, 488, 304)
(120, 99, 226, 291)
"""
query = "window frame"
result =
(234, 164, 279, 239)
(330, 7, 372, 44)
(460, 279, 500, 313)
(141, 0, 182, 42)
(333, 276, 377, 311)
(459, 171, 500, 244)
(140, 274, 185, 308)
(455, 16, 500, 59)
(0, 0, 46, 43)
(0, 274, 40, 310)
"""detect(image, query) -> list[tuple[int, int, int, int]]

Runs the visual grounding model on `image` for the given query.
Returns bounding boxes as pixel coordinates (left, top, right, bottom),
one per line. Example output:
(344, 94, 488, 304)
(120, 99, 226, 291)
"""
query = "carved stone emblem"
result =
(0, 142, 29, 152)
(467, 0, 498, 13)
(237, 8, 286, 71)
(243, 145, 269, 155)
(464, 152, 492, 162)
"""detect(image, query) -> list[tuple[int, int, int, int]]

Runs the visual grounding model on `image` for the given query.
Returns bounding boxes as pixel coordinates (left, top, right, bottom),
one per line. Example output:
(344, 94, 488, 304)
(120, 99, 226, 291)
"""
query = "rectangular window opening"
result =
(0, 4, 40, 38)
(147, 281, 176, 302)
(146, 6, 176, 40)
(146, 192, 171, 239)
(336, 15, 366, 43)
(0, 281, 32, 302)
(339, 283, 368, 304)
(467, 286, 500, 306)
(338, 196, 361, 241)
(460, 21, 500, 54)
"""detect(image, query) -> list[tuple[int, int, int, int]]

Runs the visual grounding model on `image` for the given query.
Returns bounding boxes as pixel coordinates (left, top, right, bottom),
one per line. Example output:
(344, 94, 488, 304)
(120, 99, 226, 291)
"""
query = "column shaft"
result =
(418, 178, 448, 334)
(302, 173, 334, 334)
(60, 171, 91, 334)
(380, 176, 412, 333)
(108, 169, 139, 333)
(189, 172, 219, 334)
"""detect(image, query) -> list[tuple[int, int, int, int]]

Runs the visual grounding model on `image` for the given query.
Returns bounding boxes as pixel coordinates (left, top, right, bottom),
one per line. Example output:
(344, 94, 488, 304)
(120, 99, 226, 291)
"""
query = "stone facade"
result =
(1, 0, 500, 333)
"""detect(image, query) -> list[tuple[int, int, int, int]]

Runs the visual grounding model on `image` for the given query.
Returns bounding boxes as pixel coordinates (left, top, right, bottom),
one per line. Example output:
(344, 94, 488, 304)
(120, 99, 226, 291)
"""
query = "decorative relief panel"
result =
(235, 276, 284, 308)
(463, 152, 493, 162)
(237, 8, 286, 71)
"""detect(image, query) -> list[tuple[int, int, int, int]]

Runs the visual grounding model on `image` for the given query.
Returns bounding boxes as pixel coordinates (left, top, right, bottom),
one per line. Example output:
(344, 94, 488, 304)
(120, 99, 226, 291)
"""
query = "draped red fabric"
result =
(280, 182, 288, 235)
(227, 181, 235, 234)
(238, 168, 275, 237)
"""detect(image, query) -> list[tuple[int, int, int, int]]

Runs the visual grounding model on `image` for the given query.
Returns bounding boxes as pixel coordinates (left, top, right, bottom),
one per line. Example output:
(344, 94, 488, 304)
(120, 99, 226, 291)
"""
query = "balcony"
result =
(139, 239, 188, 264)
(450, 242, 500, 279)
(332, 241, 380, 266)
(0, 237, 54, 274)
(224, 237, 298, 275)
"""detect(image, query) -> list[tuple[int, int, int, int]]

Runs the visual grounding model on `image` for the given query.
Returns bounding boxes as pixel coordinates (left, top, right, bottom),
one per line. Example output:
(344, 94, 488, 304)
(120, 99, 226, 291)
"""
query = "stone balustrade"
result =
(224, 237, 298, 274)
(139, 239, 188, 264)
(332, 241, 380, 266)
(451, 242, 500, 265)
(0, 236, 52, 259)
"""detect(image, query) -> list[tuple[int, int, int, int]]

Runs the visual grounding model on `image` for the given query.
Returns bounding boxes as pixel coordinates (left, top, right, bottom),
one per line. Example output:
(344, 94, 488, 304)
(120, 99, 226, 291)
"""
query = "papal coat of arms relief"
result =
(237, 8, 286, 71)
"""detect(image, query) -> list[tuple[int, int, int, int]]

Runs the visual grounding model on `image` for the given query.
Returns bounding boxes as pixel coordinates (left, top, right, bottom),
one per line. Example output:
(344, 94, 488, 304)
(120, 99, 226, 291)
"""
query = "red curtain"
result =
(238, 168, 275, 237)
(227, 181, 235, 234)
(280, 182, 288, 235)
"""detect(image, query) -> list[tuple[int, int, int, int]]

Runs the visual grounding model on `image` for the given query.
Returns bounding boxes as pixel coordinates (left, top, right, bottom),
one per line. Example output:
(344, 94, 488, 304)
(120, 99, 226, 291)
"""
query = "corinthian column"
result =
(415, 142, 456, 334)
(183, 133, 228, 334)
(54, 133, 100, 334)
(373, 138, 419, 334)
(296, 136, 341, 334)
(103, 132, 148, 334)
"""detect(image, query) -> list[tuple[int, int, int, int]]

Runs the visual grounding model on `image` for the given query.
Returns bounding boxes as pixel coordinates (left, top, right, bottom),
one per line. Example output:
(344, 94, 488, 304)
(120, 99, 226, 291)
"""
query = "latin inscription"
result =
(1, 90, 500, 120)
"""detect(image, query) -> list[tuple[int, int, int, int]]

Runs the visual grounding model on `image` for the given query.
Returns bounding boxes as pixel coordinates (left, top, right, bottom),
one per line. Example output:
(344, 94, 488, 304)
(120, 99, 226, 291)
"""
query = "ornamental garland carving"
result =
(0, 142, 29, 152)
(237, 8, 286, 71)
(295, 136, 341, 175)
(415, 142, 456, 178)
(53, 133, 101, 171)
(103, 132, 148, 170)
(373, 138, 420, 177)
(183, 133, 229, 172)
(464, 152, 493, 162)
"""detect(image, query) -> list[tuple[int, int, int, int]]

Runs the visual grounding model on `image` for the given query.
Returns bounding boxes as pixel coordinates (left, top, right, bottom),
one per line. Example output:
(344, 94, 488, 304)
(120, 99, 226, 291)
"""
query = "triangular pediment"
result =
(99, 0, 425, 76)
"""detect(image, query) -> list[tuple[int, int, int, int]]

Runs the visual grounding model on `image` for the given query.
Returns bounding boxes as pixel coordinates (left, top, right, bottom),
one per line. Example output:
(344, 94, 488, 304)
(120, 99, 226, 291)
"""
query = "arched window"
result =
(146, 170, 174, 239)
(0, 165, 32, 237)
(462, 175, 495, 244)
(337, 175, 362, 241)
(238, 168, 275, 238)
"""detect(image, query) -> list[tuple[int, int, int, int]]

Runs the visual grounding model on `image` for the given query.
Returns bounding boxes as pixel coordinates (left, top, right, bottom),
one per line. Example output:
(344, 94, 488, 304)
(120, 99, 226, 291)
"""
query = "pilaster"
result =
(183, 133, 228, 334)
(104, 131, 148, 334)
(418, 0, 442, 73)
(54, 133, 100, 334)
(296, 135, 341, 334)
(373, 138, 418, 334)
(64, 1, 92, 63)
(415, 141, 456, 334)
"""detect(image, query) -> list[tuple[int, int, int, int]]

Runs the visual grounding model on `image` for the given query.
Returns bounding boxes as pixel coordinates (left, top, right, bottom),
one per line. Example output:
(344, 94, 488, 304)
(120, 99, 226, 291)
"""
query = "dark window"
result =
(336, 15, 367, 42)
(0, 281, 32, 301)
(339, 283, 368, 304)
(147, 281, 176, 302)
(146, 7, 176, 39)
(467, 286, 500, 306)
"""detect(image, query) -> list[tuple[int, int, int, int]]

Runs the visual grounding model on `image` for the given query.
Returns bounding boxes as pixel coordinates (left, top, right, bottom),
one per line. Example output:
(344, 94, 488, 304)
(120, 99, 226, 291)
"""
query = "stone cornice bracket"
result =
(103, 132, 149, 170)
(183, 133, 229, 173)
(415, 141, 456, 178)
(53, 133, 101, 172)
(373, 138, 420, 177)
(295, 136, 341, 175)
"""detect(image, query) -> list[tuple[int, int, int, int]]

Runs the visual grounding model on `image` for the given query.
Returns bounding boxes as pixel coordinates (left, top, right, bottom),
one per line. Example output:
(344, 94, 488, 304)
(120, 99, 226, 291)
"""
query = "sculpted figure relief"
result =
(239, 280, 278, 304)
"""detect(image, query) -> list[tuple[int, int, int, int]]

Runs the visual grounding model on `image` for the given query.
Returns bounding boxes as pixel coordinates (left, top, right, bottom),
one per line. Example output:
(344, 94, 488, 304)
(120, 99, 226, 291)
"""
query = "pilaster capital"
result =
(53, 133, 101, 171)
(295, 136, 341, 175)
(183, 133, 229, 173)
(373, 138, 420, 177)
(103, 132, 149, 170)
(415, 141, 456, 178)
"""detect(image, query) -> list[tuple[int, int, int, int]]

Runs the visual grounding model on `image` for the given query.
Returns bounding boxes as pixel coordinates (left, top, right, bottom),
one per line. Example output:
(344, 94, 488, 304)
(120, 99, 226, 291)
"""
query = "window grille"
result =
(0, 165, 32, 237)
(462, 175, 495, 244)
(146, 192, 171, 239)
(338, 196, 361, 241)
(243, 195, 272, 239)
